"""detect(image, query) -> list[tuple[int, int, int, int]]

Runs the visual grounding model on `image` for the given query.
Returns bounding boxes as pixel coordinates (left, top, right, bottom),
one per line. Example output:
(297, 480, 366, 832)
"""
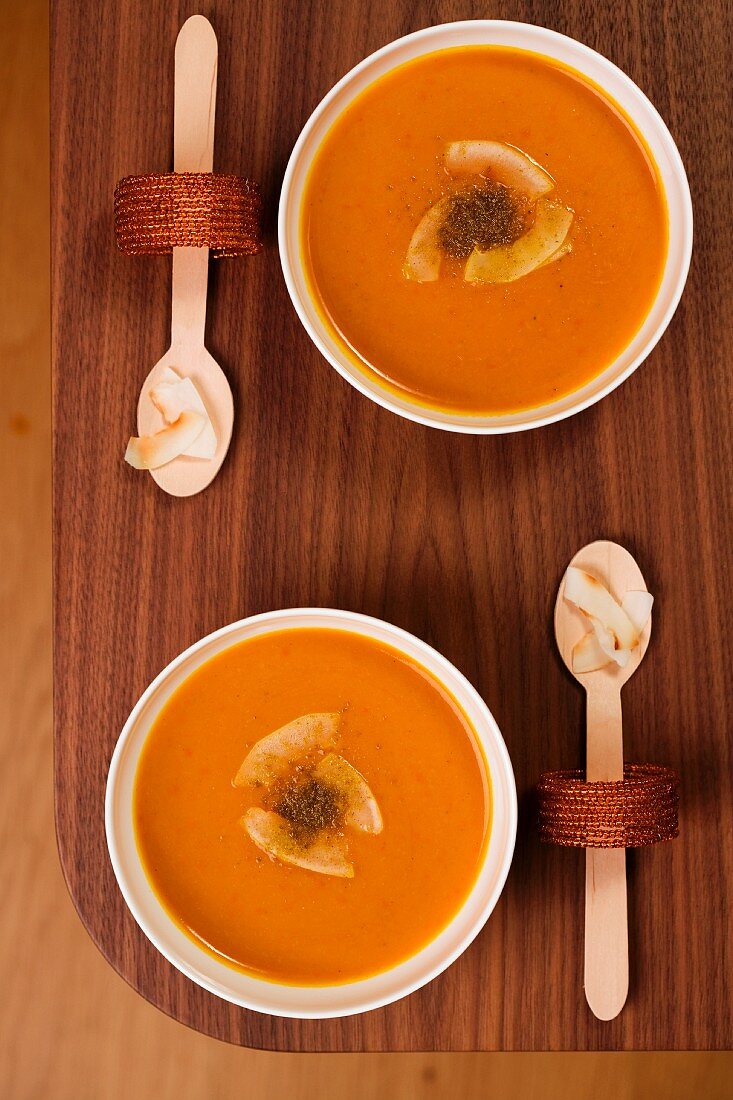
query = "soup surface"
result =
(301, 47, 668, 415)
(134, 628, 489, 985)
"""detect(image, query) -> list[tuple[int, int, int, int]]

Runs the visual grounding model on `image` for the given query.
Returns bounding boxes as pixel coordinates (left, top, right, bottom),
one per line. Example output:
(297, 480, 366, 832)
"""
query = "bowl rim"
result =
(105, 607, 518, 1018)
(278, 18, 693, 434)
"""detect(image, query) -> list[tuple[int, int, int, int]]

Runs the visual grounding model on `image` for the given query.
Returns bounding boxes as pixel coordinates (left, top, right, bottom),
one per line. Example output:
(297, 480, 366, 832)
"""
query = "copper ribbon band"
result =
(114, 172, 263, 258)
(537, 763, 679, 848)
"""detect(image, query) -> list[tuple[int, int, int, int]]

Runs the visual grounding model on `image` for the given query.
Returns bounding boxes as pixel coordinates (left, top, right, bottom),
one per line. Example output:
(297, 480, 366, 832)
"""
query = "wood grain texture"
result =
(51, 0, 733, 1051)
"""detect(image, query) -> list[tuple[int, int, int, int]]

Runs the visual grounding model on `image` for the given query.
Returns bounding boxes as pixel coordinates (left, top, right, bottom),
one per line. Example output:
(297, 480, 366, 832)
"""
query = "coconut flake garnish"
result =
(124, 411, 206, 470)
(124, 368, 218, 471)
(565, 567, 653, 674)
(403, 195, 452, 282)
(234, 714, 384, 878)
(149, 367, 217, 459)
(233, 712, 341, 788)
(444, 140, 555, 198)
(403, 141, 572, 284)
(313, 752, 383, 835)
(241, 807, 354, 878)
(464, 198, 573, 284)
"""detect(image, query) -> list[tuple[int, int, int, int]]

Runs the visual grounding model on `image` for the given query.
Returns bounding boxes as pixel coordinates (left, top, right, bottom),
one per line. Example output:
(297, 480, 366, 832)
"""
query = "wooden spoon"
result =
(554, 540, 652, 1021)
(136, 15, 233, 497)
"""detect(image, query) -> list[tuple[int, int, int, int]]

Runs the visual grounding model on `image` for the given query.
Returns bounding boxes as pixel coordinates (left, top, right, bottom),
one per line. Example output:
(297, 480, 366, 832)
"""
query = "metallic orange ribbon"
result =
(537, 763, 679, 848)
(114, 172, 263, 258)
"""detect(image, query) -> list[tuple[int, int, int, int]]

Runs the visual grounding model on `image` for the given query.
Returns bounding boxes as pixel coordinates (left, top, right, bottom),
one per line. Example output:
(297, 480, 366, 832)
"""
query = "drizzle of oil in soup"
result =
(301, 46, 668, 415)
(133, 628, 490, 985)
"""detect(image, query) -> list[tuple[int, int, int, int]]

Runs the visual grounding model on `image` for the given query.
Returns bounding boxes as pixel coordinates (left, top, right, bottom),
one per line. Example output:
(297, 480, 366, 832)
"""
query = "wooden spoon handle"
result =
(584, 683, 629, 1020)
(171, 15, 218, 347)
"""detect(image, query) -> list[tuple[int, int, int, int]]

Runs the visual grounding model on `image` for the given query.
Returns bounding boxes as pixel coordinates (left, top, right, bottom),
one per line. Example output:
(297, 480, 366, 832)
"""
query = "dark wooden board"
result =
(51, 0, 732, 1050)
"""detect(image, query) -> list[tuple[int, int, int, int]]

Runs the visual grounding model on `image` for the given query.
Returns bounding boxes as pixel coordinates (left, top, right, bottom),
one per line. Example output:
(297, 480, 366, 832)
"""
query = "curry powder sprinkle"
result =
(272, 776, 343, 845)
(438, 183, 529, 259)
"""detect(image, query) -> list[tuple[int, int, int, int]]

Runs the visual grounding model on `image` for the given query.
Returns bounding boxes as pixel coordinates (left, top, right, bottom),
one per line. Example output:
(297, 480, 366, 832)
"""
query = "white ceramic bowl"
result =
(279, 20, 692, 433)
(106, 608, 517, 1018)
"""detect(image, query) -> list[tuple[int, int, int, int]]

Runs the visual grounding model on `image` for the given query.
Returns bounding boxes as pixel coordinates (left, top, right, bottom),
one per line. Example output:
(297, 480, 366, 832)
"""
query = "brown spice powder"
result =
(438, 183, 529, 259)
(272, 775, 344, 846)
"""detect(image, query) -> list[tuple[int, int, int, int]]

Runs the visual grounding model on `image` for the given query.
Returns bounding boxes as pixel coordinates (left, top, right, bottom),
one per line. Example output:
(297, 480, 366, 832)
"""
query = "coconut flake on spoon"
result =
(124, 410, 207, 470)
(150, 367, 217, 459)
(564, 566, 654, 674)
(125, 368, 217, 470)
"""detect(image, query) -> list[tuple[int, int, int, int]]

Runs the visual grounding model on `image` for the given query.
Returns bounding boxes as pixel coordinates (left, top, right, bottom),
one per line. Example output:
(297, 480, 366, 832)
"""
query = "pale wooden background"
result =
(1, 0, 730, 1095)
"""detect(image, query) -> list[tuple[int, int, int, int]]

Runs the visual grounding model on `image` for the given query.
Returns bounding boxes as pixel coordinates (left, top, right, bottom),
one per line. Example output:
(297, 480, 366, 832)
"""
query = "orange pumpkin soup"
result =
(301, 47, 668, 415)
(133, 628, 489, 985)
